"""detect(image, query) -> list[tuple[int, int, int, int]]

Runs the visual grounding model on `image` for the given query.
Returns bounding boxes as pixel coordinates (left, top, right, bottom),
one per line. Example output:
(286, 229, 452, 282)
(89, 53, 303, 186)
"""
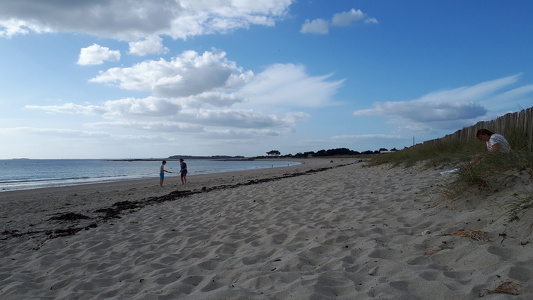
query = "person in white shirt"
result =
(467, 129, 512, 167)
(159, 160, 172, 186)
(476, 129, 511, 153)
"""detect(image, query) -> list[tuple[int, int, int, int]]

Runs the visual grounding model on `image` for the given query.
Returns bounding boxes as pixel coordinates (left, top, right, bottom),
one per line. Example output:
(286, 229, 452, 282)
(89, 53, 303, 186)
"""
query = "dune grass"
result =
(368, 139, 533, 221)
(367, 140, 483, 168)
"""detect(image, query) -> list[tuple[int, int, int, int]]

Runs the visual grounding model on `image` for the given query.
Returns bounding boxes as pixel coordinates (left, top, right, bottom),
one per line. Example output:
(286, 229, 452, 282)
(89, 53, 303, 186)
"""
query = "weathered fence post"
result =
(421, 106, 533, 150)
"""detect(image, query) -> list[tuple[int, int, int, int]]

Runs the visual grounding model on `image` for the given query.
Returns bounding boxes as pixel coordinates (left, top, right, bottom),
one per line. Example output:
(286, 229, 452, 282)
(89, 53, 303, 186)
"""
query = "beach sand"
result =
(1, 158, 532, 299)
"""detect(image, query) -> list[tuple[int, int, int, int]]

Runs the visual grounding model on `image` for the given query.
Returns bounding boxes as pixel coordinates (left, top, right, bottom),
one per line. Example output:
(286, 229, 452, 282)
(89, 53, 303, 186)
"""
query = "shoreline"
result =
(0, 158, 304, 193)
(0, 158, 354, 251)
(1, 157, 532, 299)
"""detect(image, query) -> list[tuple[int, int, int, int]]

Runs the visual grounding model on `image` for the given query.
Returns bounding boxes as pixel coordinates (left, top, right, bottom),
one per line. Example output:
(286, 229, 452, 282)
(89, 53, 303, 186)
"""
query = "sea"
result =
(0, 159, 300, 192)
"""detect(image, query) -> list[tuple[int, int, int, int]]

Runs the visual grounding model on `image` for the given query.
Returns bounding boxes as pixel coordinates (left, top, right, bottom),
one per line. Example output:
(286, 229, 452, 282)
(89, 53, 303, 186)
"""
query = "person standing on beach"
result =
(179, 158, 188, 185)
(160, 160, 172, 186)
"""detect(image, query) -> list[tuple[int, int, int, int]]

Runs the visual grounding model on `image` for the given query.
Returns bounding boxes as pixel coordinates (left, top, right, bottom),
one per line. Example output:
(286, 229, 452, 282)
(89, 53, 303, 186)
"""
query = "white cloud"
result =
(331, 9, 365, 27)
(26, 98, 308, 132)
(178, 92, 245, 109)
(239, 64, 344, 107)
(0, 127, 111, 139)
(25, 58, 335, 139)
(0, 19, 52, 37)
(300, 19, 329, 34)
(100, 97, 181, 119)
(498, 84, 533, 99)
(355, 101, 487, 123)
(0, 20, 28, 37)
(128, 35, 169, 56)
(26, 97, 181, 120)
(27, 47, 341, 141)
(24, 102, 107, 115)
(77, 44, 121, 65)
(90, 50, 247, 98)
(88, 121, 204, 133)
(177, 109, 309, 128)
(0, 0, 293, 41)
(199, 128, 287, 139)
(364, 18, 379, 24)
(87, 50, 343, 109)
(301, 8, 377, 35)
(332, 134, 401, 140)
(353, 74, 530, 131)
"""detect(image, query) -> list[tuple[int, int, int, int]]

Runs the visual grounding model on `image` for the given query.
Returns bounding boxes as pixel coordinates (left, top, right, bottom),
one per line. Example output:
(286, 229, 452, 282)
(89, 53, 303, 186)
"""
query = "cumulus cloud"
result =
(77, 44, 121, 65)
(0, 19, 52, 38)
(181, 92, 246, 109)
(87, 50, 343, 109)
(25, 100, 309, 137)
(128, 35, 169, 56)
(100, 97, 182, 118)
(331, 9, 365, 26)
(300, 19, 330, 34)
(27, 49, 339, 138)
(301, 8, 377, 34)
(0, 0, 293, 41)
(90, 50, 249, 98)
(353, 74, 529, 131)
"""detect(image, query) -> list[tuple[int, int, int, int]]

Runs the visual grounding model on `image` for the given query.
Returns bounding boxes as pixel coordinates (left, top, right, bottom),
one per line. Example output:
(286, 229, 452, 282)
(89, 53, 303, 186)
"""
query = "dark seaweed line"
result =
(1, 163, 356, 247)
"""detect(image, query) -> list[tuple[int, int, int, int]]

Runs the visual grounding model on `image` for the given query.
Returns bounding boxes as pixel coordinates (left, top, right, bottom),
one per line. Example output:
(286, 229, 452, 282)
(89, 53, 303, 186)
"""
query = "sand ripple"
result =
(1, 158, 533, 299)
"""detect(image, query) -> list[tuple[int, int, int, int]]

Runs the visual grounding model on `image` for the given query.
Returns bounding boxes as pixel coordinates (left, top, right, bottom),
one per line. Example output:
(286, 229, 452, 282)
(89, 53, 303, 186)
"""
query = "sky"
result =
(1, 0, 532, 159)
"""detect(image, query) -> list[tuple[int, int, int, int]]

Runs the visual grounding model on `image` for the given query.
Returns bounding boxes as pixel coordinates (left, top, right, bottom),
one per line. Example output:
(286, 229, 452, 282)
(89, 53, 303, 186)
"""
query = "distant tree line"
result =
(264, 147, 398, 158)
(266, 150, 281, 156)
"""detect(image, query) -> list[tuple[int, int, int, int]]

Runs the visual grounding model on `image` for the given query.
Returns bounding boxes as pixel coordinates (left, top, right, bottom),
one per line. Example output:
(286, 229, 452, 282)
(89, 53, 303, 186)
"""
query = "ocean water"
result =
(0, 159, 299, 192)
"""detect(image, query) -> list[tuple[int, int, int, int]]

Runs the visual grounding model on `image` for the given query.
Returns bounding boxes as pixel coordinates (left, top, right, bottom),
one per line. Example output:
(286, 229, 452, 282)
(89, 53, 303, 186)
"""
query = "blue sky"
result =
(1, 0, 532, 159)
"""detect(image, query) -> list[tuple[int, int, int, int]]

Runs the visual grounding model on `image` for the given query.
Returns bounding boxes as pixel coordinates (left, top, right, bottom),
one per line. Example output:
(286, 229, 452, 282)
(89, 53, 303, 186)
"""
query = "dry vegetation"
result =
(368, 137, 533, 223)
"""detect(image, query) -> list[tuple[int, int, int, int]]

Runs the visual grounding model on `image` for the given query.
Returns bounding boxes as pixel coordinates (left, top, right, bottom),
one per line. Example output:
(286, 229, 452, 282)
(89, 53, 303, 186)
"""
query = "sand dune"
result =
(1, 158, 532, 299)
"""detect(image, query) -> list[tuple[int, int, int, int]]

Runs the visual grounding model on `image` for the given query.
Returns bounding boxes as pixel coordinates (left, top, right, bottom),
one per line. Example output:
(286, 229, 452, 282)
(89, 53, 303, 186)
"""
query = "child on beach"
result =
(160, 160, 172, 186)
(179, 158, 187, 185)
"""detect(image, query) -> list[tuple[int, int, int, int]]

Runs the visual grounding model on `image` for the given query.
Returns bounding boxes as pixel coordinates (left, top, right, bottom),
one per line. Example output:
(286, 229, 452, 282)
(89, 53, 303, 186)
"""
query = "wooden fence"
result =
(422, 106, 533, 150)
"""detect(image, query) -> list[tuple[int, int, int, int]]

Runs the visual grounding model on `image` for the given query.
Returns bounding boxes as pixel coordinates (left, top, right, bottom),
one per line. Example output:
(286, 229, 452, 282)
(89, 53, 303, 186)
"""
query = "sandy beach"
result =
(1, 157, 532, 299)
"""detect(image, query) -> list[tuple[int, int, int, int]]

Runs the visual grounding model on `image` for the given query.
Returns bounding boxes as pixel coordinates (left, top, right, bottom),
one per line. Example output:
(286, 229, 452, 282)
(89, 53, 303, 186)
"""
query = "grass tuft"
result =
(369, 139, 533, 222)
(504, 192, 533, 222)
(367, 140, 482, 168)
